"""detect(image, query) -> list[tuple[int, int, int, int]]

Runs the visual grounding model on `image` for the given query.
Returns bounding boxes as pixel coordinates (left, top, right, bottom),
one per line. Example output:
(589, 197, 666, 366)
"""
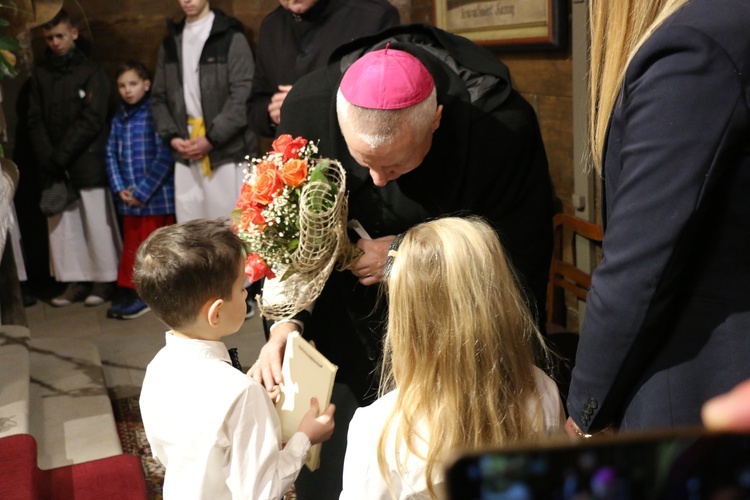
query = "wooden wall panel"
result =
(400, 0, 575, 216)
(531, 94, 574, 214)
(232, 0, 277, 45)
(87, 17, 166, 74)
(500, 49, 575, 214)
(500, 51, 573, 98)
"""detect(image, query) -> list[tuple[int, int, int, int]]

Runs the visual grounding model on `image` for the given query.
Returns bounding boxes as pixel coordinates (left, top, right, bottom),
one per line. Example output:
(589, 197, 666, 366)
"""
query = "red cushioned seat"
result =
(0, 434, 147, 500)
(0, 434, 41, 500)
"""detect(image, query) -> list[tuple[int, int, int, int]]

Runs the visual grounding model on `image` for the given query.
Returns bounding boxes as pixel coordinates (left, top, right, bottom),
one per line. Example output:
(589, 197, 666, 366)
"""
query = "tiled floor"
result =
(25, 296, 267, 400)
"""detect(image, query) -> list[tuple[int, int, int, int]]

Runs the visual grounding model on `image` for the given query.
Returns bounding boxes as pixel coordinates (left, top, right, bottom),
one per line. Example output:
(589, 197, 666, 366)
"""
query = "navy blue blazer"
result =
(568, 0, 750, 432)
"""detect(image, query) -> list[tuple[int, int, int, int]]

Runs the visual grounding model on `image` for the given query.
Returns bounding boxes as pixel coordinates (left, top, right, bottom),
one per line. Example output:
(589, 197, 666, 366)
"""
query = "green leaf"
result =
(288, 238, 299, 251)
(0, 37, 20, 51)
(305, 160, 336, 213)
(0, 19, 10, 27)
(279, 267, 296, 282)
(0, 56, 16, 78)
(230, 208, 243, 227)
(309, 160, 332, 185)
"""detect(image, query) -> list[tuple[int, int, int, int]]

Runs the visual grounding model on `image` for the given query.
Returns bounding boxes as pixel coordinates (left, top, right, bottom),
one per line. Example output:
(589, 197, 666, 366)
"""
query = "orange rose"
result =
(272, 134, 309, 161)
(282, 137, 308, 162)
(254, 160, 276, 176)
(280, 159, 308, 187)
(240, 203, 266, 230)
(236, 182, 255, 211)
(272, 134, 293, 153)
(244, 254, 276, 283)
(251, 169, 284, 205)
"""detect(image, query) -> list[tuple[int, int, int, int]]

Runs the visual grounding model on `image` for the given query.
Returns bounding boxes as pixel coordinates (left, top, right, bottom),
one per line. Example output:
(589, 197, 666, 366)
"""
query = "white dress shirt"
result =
(340, 367, 565, 499)
(140, 333, 310, 499)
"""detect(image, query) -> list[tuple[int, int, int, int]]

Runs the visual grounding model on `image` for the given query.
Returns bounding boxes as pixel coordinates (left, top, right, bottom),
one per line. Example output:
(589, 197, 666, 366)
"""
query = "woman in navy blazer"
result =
(566, 0, 750, 436)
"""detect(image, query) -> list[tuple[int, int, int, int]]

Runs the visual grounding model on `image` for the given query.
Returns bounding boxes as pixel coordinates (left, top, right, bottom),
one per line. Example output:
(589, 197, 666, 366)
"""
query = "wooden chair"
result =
(546, 213, 604, 331)
(544, 213, 603, 409)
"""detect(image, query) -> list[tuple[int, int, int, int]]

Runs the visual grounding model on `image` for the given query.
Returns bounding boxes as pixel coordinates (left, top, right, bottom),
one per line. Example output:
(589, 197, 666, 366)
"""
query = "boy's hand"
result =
(171, 137, 191, 155)
(183, 136, 214, 161)
(298, 397, 335, 445)
(119, 189, 133, 203)
(119, 189, 144, 207)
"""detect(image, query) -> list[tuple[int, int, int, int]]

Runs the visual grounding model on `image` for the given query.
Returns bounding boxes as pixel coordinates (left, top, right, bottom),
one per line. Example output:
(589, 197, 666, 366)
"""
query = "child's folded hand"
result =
(119, 189, 133, 203)
(298, 397, 335, 445)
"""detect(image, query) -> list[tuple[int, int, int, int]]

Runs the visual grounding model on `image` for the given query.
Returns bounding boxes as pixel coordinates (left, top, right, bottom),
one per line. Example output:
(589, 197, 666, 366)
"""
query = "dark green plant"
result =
(0, 17, 20, 77)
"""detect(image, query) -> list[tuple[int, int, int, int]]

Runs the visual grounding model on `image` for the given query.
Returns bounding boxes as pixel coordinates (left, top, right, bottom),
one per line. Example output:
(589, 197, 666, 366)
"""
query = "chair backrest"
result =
(546, 213, 603, 330)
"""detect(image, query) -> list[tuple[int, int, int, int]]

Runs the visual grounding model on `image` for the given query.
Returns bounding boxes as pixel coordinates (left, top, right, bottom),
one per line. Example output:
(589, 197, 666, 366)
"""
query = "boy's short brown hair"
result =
(134, 218, 246, 330)
(116, 60, 152, 82)
(43, 8, 74, 29)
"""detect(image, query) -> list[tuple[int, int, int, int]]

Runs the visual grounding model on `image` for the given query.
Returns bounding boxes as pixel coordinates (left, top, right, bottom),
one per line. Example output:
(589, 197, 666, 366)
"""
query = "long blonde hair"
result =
(589, 0, 691, 173)
(378, 217, 549, 498)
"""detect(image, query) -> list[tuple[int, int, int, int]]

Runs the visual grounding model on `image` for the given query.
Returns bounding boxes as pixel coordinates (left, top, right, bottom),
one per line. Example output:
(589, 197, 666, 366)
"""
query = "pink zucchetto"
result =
(339, 44, 434, 110)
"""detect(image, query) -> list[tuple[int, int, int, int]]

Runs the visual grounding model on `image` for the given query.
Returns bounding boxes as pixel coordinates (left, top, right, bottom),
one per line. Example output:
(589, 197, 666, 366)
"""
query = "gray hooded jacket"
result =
(151, 9, 258, 166)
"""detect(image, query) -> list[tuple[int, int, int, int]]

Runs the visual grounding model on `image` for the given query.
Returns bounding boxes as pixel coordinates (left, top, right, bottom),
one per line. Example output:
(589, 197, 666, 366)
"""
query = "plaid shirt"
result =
(106, 97, 174, 216)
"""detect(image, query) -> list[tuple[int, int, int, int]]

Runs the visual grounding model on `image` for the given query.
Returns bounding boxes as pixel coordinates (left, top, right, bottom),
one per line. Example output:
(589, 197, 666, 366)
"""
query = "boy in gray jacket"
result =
(151, 0, 257, 224)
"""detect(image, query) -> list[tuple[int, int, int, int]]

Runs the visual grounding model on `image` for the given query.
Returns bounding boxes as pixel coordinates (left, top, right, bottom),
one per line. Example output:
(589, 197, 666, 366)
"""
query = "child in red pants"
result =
(105, 61, 175, 319)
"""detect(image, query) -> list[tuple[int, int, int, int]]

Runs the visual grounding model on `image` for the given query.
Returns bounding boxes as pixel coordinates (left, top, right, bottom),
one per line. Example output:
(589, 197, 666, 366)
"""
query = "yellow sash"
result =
(187, 117, 212, 178)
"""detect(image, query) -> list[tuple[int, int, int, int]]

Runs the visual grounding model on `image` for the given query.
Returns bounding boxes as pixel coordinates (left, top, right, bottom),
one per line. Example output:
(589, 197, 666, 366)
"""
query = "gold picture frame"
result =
(434, 0, 565, 48)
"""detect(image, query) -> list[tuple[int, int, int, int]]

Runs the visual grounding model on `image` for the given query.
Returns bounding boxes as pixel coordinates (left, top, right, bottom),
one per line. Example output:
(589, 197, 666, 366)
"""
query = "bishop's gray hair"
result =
(336, 87, 438, 149)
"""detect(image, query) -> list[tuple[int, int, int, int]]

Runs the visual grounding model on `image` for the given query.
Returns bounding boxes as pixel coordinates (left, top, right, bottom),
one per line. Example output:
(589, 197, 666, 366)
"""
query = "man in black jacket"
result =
(251, 24, 554, 497)
(249, 0, 399, 138)
(28, 9, 121, 307)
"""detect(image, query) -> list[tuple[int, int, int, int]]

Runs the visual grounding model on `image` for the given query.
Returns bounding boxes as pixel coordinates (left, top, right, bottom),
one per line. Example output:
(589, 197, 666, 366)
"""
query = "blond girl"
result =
(340, 217, 564, 499)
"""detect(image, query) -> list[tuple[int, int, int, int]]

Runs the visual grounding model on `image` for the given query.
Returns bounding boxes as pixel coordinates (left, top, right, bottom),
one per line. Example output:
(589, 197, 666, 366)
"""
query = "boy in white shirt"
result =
(135, 218, 334, 499)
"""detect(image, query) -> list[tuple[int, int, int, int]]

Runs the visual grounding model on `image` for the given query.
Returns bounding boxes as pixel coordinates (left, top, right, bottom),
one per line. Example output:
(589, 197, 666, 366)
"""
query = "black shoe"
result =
(20, 282, 37, 307)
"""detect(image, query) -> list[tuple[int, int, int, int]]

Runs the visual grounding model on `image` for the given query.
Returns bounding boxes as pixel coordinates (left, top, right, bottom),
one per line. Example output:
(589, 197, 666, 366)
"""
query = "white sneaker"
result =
(84, 282, 114, 307)
(51, 283, 89, 307)
(84, 295, 106, 306)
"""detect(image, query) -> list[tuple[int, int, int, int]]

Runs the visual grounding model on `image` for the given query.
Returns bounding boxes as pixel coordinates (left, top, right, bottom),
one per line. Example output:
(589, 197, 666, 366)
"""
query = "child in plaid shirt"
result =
(106, 61, 175, 319)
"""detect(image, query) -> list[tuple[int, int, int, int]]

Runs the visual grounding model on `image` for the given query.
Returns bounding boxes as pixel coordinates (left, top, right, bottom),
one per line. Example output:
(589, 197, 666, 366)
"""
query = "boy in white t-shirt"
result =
(136, 218, 334, 499)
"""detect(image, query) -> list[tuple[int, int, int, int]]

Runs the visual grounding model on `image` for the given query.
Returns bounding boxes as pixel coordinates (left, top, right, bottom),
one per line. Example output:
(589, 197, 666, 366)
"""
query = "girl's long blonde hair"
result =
(589, 0, 691, 173)
(378, 217, 549, 498)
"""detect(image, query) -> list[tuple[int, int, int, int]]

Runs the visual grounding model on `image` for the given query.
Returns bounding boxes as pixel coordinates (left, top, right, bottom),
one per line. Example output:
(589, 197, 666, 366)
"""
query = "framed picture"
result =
(434, 0, 566, 49)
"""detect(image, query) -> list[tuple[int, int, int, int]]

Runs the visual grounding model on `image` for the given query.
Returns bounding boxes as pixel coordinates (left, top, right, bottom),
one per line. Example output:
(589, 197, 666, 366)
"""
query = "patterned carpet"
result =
(111, 396, 164, 499)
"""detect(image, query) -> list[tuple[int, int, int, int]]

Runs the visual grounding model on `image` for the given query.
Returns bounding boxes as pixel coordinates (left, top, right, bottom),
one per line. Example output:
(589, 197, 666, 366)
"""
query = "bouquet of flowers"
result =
(232, 134, 358, 320)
